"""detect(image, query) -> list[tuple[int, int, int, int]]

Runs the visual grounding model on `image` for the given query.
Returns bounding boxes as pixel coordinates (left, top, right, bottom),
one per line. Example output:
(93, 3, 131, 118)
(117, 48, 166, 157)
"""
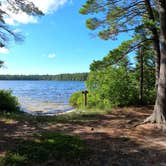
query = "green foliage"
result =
(69, 91, 83, 108)
(69, 90, 111, 109)
(90, 39, 134, 71)
(0, 1, 43, 48)
(1, 133, 88, 166)
(70, 67, 137, 109)
(70, 38, 155, 109)
(86, 65, 154, 108)
(86, 18, 100, 30)
(1, 153, 26, 166)
(86, 66, 138, 108)
(134, 42, 155, 104)
(79, 0, 98, 15)
(0, 90, 19, 112)
(80, 0, 147, 40)
(79, 0, 158, 43)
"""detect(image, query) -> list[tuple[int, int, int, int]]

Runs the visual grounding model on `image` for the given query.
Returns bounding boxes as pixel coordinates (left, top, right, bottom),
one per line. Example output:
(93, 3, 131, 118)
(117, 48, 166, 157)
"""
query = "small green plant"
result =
(69, 91, 83, 108)
(0, 152, 27, 166)
(0, 90, 20, 112)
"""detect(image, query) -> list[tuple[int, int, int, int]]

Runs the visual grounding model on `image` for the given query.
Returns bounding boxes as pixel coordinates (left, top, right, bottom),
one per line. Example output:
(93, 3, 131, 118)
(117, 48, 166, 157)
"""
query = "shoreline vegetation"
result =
(0, 73, 88, 81)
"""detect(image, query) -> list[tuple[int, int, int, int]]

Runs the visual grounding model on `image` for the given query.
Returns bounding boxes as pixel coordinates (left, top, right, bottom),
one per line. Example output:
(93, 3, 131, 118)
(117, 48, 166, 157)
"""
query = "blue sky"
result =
(0, 0, 130, 75)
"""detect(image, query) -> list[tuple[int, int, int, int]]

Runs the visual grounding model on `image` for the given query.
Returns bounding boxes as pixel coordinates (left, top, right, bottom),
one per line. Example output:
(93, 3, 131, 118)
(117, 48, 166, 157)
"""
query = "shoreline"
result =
(21, 106, 76, 116)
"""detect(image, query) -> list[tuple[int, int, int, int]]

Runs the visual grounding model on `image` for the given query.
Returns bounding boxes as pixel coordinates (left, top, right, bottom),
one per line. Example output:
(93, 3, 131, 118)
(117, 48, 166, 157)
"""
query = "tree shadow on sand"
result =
(1, 107, 166, 165)
(1, 131, 166, 166)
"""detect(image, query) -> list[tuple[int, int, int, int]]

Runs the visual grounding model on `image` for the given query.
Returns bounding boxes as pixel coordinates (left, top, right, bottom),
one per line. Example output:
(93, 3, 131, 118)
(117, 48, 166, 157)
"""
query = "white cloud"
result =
(2, 0, 69, 25)
(4, 12, 38, 25)
(48, 53, 56, 59)
(32, 0, 68, 14)
(0, 47, 9, 54)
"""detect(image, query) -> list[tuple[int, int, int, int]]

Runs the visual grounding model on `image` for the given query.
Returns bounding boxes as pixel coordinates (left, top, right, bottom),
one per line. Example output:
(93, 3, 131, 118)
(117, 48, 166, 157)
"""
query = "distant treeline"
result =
(0, 73, 88, 81)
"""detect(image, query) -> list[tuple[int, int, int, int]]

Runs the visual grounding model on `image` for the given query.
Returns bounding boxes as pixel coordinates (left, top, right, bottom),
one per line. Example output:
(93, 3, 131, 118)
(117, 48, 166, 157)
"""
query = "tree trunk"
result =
(153, 37, 161, 90)
(145, 0, 166, 125)
(144, 0, 161, 90)
(139, 46, 144, 105)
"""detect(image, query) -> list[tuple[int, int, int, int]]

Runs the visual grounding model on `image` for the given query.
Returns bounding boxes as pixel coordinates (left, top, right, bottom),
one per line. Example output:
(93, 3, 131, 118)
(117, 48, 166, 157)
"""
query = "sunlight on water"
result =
(0, 81, 85, 115)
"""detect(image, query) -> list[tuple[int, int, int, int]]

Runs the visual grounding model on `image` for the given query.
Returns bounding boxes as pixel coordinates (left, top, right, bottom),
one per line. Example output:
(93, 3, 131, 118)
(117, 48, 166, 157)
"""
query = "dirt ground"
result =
(0, 107, 166, 166)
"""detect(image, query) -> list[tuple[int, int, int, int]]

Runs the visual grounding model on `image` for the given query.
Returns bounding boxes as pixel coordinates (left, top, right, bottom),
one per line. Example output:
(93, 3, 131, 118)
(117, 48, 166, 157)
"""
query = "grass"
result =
(0, 108, 111, 125)
(0, 132, 88, 166)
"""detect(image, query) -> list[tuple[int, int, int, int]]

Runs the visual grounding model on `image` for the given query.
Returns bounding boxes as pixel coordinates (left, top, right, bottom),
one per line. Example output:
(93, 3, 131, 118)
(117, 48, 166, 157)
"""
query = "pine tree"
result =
(80, 0, 166, 125)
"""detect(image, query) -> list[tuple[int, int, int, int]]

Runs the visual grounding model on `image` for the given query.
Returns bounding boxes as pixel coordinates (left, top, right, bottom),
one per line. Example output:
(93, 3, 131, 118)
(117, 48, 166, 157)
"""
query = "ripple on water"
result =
(0, 80, 85, 115)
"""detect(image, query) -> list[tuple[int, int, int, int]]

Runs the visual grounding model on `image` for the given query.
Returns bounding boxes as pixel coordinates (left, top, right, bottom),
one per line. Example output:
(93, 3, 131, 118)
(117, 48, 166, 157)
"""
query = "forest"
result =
(0, 73, 88, 81)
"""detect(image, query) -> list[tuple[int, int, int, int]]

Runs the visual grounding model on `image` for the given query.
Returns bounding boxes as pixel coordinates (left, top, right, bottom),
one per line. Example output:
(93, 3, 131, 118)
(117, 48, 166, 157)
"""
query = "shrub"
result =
(86, 67, 135, 108)
(70, 65, 155, 109)
(0, 90, 20, 112)
(69, 90, 112, 110)
(69, 91, 83, 109)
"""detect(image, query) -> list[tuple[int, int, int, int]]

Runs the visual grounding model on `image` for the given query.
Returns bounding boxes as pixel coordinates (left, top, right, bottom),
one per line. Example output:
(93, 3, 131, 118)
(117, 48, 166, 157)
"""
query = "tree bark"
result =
(145, 0, 166, 124)
(153, 36, 161, 90)
(139, 46, 144, 105)
(144, 0, 161, 90)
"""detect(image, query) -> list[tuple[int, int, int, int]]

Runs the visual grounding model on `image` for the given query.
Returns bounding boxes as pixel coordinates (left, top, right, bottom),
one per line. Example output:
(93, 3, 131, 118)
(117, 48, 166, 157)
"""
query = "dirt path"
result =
(0, 107, 166, 165)
(44, 107, 166, 165)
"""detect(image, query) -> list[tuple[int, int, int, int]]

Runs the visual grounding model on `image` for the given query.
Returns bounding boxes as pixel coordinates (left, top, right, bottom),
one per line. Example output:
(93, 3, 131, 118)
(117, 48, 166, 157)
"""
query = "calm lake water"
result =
(0, 81, 85, 115)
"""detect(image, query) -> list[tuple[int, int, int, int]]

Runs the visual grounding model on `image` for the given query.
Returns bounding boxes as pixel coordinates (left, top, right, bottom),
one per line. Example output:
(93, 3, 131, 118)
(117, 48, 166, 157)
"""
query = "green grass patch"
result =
(0, 108, 111, 125)
(0, 132, 88, 166)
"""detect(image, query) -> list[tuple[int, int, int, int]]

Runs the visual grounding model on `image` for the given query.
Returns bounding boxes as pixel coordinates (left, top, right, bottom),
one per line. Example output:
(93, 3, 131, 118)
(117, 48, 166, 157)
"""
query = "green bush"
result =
(0, 90, 20, 112)
(69, 91, 83, 108)
(70, 65, 155, 110)
(86, 67, 137, 108)
(69, 90, 112, 110)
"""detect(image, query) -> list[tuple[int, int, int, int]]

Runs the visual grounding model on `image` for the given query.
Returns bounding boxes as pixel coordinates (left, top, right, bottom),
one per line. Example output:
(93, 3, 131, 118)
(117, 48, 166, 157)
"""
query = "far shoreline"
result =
(0, 73, 88, 81)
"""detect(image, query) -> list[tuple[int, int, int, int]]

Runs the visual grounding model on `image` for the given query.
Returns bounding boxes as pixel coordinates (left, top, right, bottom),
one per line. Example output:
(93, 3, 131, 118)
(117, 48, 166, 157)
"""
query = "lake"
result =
(0, 81, 86, 115)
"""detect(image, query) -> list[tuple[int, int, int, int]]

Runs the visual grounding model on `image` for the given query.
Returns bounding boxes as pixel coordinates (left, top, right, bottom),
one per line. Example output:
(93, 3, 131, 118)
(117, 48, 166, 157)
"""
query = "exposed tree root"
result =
(133, 110, 166, 130)
(144, 110, 166, 124)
